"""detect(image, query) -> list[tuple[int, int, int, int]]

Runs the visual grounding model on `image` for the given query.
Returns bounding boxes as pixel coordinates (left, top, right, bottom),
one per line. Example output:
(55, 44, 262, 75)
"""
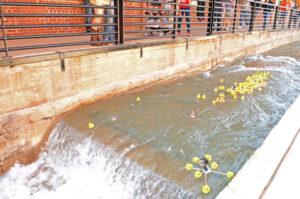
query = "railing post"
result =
(249, 1, 256, 32)
(288, 9, 293, 29)
(273, 6, 278, 30)
(173, 0, 178, 38)
(117, 0, 124, 44)
(0, 1, 9, 57)
(207, 0, 216, 35)
(232, 0, 238, 33)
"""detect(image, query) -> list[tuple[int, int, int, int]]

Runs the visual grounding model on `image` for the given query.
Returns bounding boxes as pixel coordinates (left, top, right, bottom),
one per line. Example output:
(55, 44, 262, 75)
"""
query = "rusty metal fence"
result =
(0, 0, 299, 57)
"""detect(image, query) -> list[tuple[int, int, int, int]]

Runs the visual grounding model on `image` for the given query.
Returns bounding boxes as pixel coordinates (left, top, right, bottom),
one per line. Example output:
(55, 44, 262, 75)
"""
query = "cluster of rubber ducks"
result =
(212, 71, 271, 104)
(213, 81, 226, 104)
(185, 155, 234, 194)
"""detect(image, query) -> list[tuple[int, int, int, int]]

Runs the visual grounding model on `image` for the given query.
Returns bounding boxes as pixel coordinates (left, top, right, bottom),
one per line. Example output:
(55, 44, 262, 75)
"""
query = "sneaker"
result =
(187, 31, 191, 34)
(177, 31, 181, 34)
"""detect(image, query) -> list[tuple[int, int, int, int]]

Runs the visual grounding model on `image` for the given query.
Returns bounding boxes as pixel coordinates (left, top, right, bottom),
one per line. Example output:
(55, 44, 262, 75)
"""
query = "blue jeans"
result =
(240, 10, 250, 26)
(263, 11, 271, 26)
(103, 25, 115, 40)
(178, 7, 191, 32)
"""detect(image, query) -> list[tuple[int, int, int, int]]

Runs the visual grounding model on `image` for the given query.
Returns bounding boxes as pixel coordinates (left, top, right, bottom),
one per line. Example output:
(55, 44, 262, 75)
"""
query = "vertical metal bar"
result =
(282, 8, 285, 29)
(118, 0, 124, 44)
(232, 0, 238, 33)
(0, 2, 9, 57)
(173, 0, 178, 38)
(114, 0, 118, 44)
(249, 2, 256, 32)
(273, 6, 278, 30)
(288, 9, 293, 29)
(207, 0, 216, 35)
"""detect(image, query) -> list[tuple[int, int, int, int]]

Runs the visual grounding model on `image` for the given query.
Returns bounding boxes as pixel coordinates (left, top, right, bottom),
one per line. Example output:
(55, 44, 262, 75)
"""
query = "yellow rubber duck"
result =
(202, 185, 211, 194)
(88, 122, 94, 129)
(194, 171, 202, 178)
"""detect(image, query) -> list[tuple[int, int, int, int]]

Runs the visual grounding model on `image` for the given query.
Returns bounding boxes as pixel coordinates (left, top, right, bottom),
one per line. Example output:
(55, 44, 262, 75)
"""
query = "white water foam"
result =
(0, 122, 195, 199)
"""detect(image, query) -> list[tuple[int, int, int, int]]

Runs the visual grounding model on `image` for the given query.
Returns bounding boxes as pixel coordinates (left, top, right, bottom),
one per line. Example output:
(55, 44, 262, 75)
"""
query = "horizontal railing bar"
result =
(0, 32, 117, 40)
(125, 21, 207, 26)
(2, 13, 117, 17)
(124, 7, 210, 13)
(0, 40, 117, 52)
(1, 2, 115, 9)
(124, 0, 211, 6)
(0, 23, 117, 29)
(124, 15, 208, 18)
(125, 27, 207, 34)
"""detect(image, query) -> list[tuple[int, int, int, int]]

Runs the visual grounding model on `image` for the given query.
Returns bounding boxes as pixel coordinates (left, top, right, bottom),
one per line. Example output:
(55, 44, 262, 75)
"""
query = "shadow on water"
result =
(0, 41, 300, 199)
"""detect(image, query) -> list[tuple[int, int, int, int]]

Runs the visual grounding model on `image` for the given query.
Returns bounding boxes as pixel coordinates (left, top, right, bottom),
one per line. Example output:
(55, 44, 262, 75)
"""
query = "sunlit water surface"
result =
(0, 41, 300, 199)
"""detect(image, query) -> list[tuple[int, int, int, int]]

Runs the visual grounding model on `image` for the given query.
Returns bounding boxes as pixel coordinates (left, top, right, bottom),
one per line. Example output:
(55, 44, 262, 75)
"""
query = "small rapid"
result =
(0, 122, 196, 199)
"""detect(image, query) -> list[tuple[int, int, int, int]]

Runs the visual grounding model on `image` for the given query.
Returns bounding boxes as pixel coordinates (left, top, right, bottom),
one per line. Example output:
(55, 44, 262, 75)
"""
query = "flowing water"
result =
(1, 41, 300, 199)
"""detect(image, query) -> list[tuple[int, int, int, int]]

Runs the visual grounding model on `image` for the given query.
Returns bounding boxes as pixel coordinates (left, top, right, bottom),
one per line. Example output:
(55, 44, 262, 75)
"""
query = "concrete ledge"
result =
(216, 95, 300, 199)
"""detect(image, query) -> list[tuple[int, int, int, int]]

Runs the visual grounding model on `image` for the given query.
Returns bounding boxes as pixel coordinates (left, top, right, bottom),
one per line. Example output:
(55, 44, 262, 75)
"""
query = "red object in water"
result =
(190, 110, 195, 118)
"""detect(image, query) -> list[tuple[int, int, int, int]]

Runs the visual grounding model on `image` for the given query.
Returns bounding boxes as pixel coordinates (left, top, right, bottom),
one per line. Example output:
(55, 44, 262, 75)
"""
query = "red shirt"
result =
(280, 0, 290, 11)
(179, 0, 190, 8)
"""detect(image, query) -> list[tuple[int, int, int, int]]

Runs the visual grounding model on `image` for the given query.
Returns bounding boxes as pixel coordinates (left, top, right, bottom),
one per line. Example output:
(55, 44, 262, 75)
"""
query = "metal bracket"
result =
(0, 56, 14, 67)
(139, 43, 143, 58)
(58, 52, 65, 71)
(185, 38, 189, 51)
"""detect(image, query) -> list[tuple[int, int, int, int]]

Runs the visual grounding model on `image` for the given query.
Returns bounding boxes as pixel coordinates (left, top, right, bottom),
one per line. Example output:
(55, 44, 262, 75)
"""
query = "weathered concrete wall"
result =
(0, 29, 300, 175)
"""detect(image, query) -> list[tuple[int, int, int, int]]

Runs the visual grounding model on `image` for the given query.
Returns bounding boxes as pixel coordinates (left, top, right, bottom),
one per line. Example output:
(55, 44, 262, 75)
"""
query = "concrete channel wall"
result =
(0, 29, 300, 175)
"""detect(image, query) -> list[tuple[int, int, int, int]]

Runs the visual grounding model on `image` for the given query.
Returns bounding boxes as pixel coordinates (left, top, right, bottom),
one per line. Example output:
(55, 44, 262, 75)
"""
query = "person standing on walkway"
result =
(279, 0, 291, 25)
(262, 0, 274, 27)
(250, 0, 262, 22)
(197, 0, 206, 21)
(223, 0, 235, 31)
(214, 0, 224, 32)
(90, 0, 110, 46)
(293, 5, 300, 28)
(239, 0, 250, 28)
(177, 0, 192, 34)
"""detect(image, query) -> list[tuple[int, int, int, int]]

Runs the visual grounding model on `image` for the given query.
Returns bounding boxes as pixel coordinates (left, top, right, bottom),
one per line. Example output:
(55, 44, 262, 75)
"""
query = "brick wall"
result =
(1, 0, 86, 36)
(1, 0, 146, 37)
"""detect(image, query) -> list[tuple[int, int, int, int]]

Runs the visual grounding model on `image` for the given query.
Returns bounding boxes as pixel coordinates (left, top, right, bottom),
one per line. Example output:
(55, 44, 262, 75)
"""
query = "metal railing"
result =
(0, 0, 299, 57)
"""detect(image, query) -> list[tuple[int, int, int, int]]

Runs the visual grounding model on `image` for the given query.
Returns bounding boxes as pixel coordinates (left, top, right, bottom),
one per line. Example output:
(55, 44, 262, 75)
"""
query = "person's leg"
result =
(86, 17, 92, 32)
(263, 11, 267, 26)
(266, 12, 271, 22)
(91, 5, 105, 46)
(178, 9, 183, 33)
(217, 16, 221, 31)
(215, 8, 222, 31)
(185, 7, 191, 32)
(103, 6, 109, 41)
(245, 10, 250, 26)
(240, 10, 243, 26)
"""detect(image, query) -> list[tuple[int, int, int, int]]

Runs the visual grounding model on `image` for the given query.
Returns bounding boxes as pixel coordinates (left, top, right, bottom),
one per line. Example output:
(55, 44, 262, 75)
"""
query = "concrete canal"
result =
(0, 41, 299, 199)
